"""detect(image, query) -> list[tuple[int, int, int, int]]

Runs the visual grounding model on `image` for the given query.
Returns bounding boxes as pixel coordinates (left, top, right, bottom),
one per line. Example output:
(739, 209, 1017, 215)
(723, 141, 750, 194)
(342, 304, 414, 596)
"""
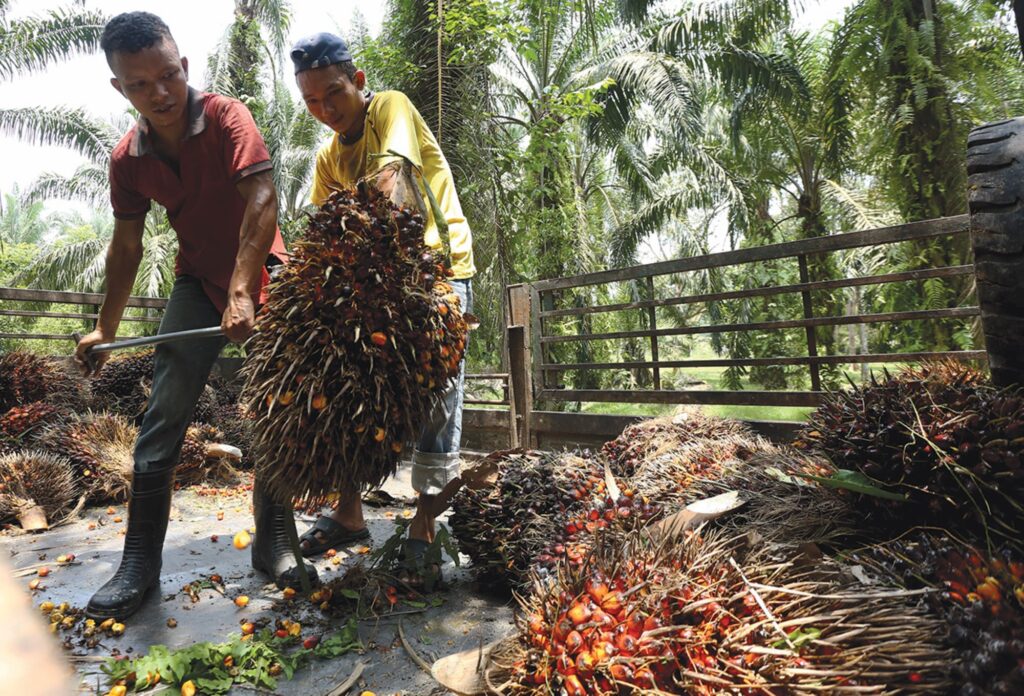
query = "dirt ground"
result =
(1, 463, 515, 695)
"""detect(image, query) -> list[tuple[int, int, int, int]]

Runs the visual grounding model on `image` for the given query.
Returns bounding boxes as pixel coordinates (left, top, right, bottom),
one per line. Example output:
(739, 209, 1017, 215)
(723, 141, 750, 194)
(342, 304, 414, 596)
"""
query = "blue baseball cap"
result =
(290, 32, 352, 74)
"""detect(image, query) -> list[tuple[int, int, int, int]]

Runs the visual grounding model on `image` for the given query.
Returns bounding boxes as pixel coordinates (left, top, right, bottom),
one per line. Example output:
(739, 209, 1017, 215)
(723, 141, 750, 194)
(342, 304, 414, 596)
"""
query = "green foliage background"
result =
(2, 0, 1020, 408)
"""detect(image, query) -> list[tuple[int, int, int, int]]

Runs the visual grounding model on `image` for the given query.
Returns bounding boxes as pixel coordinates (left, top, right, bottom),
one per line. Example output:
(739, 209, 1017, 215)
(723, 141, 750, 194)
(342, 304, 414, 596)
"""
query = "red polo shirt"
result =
(108, 88, 288, 312)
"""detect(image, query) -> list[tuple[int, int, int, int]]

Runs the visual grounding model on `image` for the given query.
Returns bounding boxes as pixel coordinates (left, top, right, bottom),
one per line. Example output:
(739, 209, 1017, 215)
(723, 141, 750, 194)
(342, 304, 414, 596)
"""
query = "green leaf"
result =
(799, 469, 907, 501)
(772, 627, 821, 649)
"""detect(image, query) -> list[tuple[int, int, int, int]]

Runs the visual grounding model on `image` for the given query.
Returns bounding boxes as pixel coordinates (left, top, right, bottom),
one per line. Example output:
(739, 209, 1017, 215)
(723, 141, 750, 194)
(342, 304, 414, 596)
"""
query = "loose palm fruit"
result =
(234, 595, 250, 608)
(233, 530, 252, 550)
(181, 681, 197, 696)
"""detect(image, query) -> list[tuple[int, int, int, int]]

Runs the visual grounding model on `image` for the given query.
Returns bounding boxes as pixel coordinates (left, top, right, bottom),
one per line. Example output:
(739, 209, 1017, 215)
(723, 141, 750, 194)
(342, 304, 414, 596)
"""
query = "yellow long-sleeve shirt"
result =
(310, 90, 476, 279)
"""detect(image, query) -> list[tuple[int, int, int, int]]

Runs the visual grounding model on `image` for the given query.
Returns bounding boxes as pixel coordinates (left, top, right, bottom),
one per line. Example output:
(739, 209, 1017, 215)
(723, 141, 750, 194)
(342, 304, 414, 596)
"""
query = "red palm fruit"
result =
(575, 650, 597, 676)
(565, 630, 583, 653)
(626, 613, 645, 637)
(553, 615, 573, 642)
(633, 668, 656, 689)
(568, 602, 592, 626)
(609, 663, 634, 681)
(556, 654, 576, 676)
(586, 577, 609, 603)
(601, 591, 622, 613)
(643, 615, 662, 632)
(592, 640, 616, 663)
(615, 632, 637, 655)
(564, 674, 585, 696)
(591, 607, 614, 629)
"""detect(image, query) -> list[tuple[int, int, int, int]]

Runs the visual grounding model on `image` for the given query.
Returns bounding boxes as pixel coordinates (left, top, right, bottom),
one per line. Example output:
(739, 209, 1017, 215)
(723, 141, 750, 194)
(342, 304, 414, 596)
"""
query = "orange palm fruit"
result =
(568, 602, 592, 626)
(370, 331, 388, 346)
(311, 394, 328, 410)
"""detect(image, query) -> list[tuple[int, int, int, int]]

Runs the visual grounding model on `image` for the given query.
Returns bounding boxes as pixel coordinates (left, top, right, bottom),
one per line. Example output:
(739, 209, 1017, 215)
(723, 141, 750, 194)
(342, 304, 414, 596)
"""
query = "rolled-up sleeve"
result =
(218, 99, 274, 183)
(109, 157, 150, 220)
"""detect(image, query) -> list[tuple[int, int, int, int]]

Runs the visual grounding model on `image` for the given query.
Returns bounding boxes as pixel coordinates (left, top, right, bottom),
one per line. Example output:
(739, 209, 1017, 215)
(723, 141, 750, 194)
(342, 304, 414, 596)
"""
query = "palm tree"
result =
(829, 0, 1024, 349)
(14, 209, 177, 299)
(206, 0, 326, 234)
(0, 1, 110, 161)
(0, 185, 49, 248)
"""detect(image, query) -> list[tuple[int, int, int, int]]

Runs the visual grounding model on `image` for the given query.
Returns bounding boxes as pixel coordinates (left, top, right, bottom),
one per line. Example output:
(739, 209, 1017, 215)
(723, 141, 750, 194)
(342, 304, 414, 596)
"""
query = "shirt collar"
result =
(337, 91, 374, 146)
(129, 87, 208, 157)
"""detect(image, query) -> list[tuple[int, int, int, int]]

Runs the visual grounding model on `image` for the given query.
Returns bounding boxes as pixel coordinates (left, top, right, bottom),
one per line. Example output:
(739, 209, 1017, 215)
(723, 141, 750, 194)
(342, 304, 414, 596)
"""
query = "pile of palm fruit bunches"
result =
(240, 183, 468, 507)
(0, 334, 253, 532)
(450, 359, 1024, 695)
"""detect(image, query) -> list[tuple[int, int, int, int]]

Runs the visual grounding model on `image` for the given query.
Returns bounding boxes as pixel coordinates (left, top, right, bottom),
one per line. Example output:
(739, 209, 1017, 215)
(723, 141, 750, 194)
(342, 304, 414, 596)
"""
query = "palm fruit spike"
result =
(90, 349, 155, 419)
(211, 402, 255, 468)
(543, 437, 849, 579)
(449, 449, 605, 589)
(863, 530, 1024, 695)
(37, 412, 137, 503)
(241, 184, 468, 507)
(796, 360, 1024, 550)
(490, 529, 954, 695)
(0, 450, 78, 529)
(173, 427, 211, 484)
(0, 352, 84, 414)
(0, 401, 59, 443)
(601, 408, 753, 478)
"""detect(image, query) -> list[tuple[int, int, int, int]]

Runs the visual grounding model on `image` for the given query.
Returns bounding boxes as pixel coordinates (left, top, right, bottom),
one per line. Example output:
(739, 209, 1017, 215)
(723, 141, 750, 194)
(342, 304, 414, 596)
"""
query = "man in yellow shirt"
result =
(289, 33, 476, 583)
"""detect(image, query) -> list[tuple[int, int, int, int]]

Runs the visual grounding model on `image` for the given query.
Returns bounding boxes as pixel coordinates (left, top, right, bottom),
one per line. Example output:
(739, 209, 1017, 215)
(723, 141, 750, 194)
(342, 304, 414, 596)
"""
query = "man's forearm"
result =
(97, 240, 143, 335)
(229, 178, 277, 298)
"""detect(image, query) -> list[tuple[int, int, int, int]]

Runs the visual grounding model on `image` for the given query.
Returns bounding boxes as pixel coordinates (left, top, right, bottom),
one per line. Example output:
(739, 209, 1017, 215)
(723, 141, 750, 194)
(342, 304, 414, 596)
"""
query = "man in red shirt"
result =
(74, 12, 316, 620)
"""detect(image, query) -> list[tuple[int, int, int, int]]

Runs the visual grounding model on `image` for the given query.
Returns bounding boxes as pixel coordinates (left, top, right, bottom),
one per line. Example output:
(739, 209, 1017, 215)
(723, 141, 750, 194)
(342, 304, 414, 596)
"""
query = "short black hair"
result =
(100, 12, 174, 59)
(336, 60, 358, 80)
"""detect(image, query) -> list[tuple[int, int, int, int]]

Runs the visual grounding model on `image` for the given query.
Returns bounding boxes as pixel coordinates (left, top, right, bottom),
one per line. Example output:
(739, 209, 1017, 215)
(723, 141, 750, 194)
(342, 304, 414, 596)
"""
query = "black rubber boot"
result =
(86, 468, 175, 620)
(251, 480, 320, 589)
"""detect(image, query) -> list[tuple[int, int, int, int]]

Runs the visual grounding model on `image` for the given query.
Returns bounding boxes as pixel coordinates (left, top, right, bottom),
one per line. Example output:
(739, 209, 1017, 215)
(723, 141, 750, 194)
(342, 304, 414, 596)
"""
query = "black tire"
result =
(966, 118, 1024, 388)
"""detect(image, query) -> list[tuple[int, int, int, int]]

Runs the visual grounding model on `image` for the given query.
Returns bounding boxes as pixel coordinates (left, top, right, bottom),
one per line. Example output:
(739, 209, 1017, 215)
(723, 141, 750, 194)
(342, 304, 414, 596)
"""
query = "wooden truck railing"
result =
(0, 214, 989, 450)
(500, 215, 985, 448)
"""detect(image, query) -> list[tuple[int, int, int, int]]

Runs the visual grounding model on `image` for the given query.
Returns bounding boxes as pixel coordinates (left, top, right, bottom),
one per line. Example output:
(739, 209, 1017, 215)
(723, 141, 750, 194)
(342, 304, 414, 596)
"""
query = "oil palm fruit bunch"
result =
(241, 184, 468, 507)
(173, 426, 213, 484)
(551, 437, 849, 576)
(0, 401, 59, 443)
(0, 352, 84, 414)
(865, 531, 1024, 695)
(449, 450, 605, 588)
(601, 409, 752, 478)
(0, 450, 78, 528)
(211, 402, 255, 468)
(491, 531, 953, 695)
(90, 350, 155, 419)
(37, 412, 138, 503)
(796, 361, 1024, 548)
(628, 433, 771, 505)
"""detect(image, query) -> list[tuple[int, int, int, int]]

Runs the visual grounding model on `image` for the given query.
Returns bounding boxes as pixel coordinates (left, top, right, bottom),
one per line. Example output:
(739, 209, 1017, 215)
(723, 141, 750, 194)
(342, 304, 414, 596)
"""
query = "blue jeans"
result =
(411, 279, 472, 495)
(134, 276, 226, 473)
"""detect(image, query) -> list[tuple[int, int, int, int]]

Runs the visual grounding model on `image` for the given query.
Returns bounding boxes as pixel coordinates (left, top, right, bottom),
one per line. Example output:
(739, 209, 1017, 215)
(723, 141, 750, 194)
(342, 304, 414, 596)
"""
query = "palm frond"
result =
(583, 51, 703, 141)
(247, 0, 292, 60)
(821, 179, 901, 232)
(16, 235, 109, 293)
(0, 6, 106, 81)
(134, 228, 176, 298)
(617, 0, 658, 26)
(0, 106, 120, 164)
(21, 163, 109, 208)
